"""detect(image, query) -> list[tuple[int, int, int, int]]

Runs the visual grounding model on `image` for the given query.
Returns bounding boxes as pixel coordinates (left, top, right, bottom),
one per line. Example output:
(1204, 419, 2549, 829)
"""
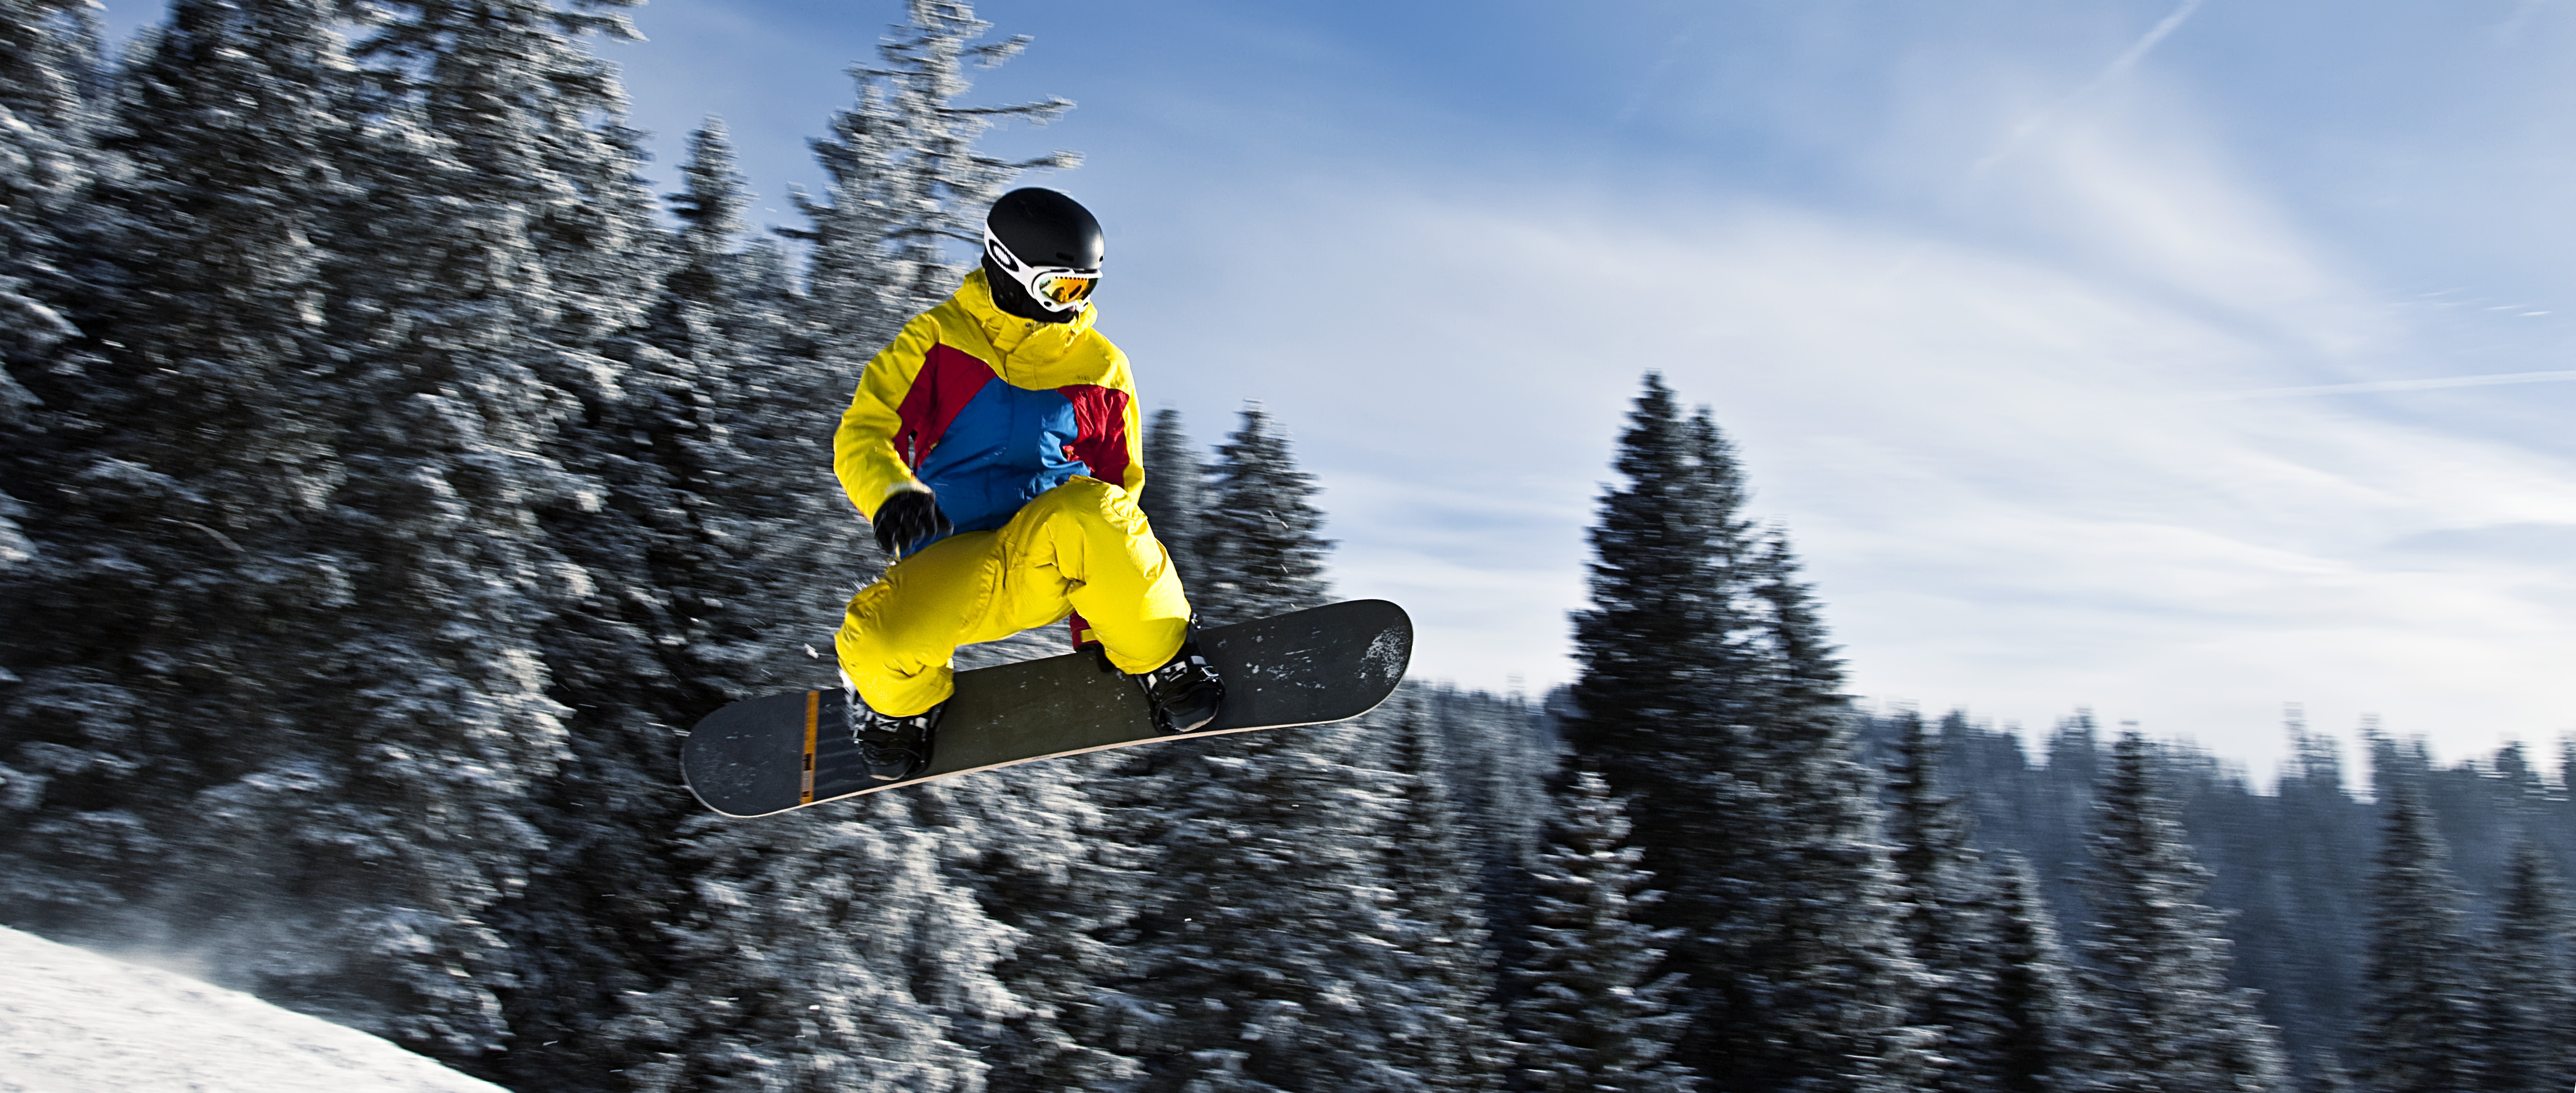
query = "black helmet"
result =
(984, 188, 1103, 318)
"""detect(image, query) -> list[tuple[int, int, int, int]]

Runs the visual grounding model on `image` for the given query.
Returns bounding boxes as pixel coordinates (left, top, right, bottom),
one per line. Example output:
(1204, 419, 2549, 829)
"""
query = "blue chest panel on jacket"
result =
(915, 380, 1091, 542)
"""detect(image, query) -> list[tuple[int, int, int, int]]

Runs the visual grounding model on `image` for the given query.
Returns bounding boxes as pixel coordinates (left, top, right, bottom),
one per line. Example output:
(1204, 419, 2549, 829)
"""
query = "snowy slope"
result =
(0, 927, 505, 1093)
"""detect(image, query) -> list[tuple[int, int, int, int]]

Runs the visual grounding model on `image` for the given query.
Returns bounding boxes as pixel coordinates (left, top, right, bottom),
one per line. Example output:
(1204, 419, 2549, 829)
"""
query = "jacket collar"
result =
(957, 267, 1099, 364)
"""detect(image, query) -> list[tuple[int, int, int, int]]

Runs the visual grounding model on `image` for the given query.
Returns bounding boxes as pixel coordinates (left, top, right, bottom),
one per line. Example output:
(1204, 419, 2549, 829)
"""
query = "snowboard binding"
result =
(845, 682, 940, 783)
(1131, 626, 1224, 736)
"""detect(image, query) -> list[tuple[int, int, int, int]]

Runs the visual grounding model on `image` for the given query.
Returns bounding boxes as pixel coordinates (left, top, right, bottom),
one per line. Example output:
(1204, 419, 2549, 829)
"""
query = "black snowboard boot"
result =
(846, 682, 940, 783)
(1131, 625, 1224, 735)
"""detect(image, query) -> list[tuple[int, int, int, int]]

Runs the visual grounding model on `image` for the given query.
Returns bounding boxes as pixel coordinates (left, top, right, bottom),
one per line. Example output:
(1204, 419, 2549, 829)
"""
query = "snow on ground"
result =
(0, 926, 505, 1093)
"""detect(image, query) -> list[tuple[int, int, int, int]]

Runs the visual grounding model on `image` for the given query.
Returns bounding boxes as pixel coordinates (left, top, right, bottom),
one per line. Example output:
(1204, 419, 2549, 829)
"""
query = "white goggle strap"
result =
(983, 227, 1096, 313)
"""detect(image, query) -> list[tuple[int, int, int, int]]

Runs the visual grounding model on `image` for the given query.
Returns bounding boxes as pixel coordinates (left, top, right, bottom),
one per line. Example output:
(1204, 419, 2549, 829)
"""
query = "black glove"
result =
(873, 489, 952, 556)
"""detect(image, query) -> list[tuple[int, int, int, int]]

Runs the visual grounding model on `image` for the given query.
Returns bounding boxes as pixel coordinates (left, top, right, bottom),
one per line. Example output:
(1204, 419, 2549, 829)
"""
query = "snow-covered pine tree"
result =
(1373, 690, 1505, 1091)
(2480, 839, 2572, 1093)
(1730, 523, 1926, 1092)
(1119, 718, 1422, 1092)
(1566, 374, 1919, 1091)
(661, 115, 881, 678)
(896, 623, 1155, 1092)
(480, 115, 790, 1091)
(2357, 738, 2485, 1093)
(2560, 737, 2576, 812)
(1117, 408, 1435, 1087)
(923, 773, 1149, 1092)
(1885, 708, 2008, 1092)
(1983, 852, 2082, 1093)
(2259, 719, 2370, 1074)
(1422, 685, 1554, 997)
(1195, 403, 1333, 625)
(2077, 733, 2286, 1092)
(1565, 378, 1758, 1081)
(1505, 768, 1697, 1093)
(0, 0, 98, 617)
(1140, 406, 1212, 598)
(0, 0, 94, 473)
(1565, 376, 1742, 787)
(198, 0, 669, 1059)
(789, 0, 1075, 359)
(617, 796, 1016, 1093)
(0, 0, 111, 929)
(2300, 1053, 2357, 1093)
(625, 602, 1123, 1093)
(0, 0, 355, 948)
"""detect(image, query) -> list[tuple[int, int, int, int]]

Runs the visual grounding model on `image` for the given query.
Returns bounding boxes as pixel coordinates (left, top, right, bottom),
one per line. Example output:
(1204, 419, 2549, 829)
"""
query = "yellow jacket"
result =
(834, 268, 1146, 549)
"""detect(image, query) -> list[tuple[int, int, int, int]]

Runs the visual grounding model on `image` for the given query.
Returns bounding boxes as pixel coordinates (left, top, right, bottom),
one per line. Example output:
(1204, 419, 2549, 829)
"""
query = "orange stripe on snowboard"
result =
(800, 692, 818, 805)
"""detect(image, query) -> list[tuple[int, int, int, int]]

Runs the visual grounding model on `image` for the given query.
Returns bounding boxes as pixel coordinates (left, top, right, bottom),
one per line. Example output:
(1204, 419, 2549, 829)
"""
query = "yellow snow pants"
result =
(836, 476, 1191, 717)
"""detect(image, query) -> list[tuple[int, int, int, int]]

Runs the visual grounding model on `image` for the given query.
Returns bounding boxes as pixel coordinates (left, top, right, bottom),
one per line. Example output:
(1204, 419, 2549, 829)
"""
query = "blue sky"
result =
(108, 0, 2576, 778)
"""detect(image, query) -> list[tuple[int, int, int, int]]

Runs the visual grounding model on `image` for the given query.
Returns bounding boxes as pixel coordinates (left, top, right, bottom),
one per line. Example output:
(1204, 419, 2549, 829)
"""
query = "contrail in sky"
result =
(2200, 370, 2576, 400)
(1970, 0, 2210, 178)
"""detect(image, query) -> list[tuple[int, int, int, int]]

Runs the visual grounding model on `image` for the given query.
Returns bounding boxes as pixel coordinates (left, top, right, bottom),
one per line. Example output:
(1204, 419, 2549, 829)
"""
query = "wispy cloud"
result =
(1969, 0, 2210, 178)
(2198, 370, 2576, 400)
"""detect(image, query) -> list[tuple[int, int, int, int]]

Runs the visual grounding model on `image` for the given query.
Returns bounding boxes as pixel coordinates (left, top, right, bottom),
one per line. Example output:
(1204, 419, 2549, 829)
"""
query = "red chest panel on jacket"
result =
(892, 344, 1000, 468)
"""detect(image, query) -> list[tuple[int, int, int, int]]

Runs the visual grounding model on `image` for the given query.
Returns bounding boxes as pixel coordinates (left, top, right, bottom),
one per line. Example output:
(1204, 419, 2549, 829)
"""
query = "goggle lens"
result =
(1033, 271, 1097, 306)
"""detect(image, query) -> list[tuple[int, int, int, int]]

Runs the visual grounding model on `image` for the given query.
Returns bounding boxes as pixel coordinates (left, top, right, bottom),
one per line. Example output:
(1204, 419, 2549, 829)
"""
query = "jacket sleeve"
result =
(833, 315, 941, 521)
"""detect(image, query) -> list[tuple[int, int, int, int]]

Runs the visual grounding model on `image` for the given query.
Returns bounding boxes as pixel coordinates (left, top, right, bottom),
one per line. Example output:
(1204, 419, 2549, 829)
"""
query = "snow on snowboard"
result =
(682, 599, 1412, 816)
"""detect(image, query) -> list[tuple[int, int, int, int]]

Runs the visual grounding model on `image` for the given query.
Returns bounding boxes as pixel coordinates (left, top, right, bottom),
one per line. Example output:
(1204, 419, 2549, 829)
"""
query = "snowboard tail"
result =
(682, 599, 1411, 817)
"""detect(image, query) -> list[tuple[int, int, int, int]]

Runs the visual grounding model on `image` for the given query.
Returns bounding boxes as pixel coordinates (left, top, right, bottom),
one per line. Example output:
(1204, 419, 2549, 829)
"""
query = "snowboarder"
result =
(831, 187, 1224, 783)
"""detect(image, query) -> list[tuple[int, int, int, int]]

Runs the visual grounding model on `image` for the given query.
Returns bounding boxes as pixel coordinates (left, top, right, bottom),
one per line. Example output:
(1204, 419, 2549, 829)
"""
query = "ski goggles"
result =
(984, 228, 1100, 313)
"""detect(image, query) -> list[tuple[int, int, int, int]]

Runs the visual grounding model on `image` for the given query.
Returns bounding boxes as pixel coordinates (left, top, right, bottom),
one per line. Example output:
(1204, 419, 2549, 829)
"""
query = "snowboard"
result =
(681, 599, 1412, 817)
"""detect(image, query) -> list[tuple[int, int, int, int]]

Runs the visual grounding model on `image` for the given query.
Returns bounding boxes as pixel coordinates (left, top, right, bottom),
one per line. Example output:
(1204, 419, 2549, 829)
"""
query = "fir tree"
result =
(2357, 739, 2485, 1093)
(243, 0, 655, 1058)
(2256, 717, 2370, 1074)
(882, 628, 1155, 1092)
(1885, 708, 2006, 1092)
(0, 0, 108, 840)
(1140, 406, 1212, 598)
(483, 116, 777, 1091)
(618, 796, 1015, 1093)
(1375, 691, 1505, 1091)
(662, 115, 882, 681)
(1566, 374, 1918, 1091)
(1197, 403, 1333, 625)
(1983, 852, 2081, 1093)
(1727, 527, 1924, 1093)
(917, 764, 1150, 1093)
(789, 0, 1075, 357)
(2481, 839, 2572, 1093)
(1121, 721, 1422, 1092)
(1506, 768, 1697, 1093)
(1, 0, 378, 997)
(1566, 375, 1743, 778)
(1425, 685, 1554, 988)
(0, 0, 94, 446)
(2558, 736, 2576, 808)
(1107, 398, 1344, 1066)
(2077, 733, 2285, 1092)
(2300, 1053, 2357, 1093)
(1102, 398, 1399, 1086)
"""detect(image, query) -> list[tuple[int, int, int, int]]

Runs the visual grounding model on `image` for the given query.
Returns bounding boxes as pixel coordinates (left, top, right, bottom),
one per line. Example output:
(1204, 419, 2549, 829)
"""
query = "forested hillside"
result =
(1906, 709, 2576, 1090)
(3, 2, 2570, 1092)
